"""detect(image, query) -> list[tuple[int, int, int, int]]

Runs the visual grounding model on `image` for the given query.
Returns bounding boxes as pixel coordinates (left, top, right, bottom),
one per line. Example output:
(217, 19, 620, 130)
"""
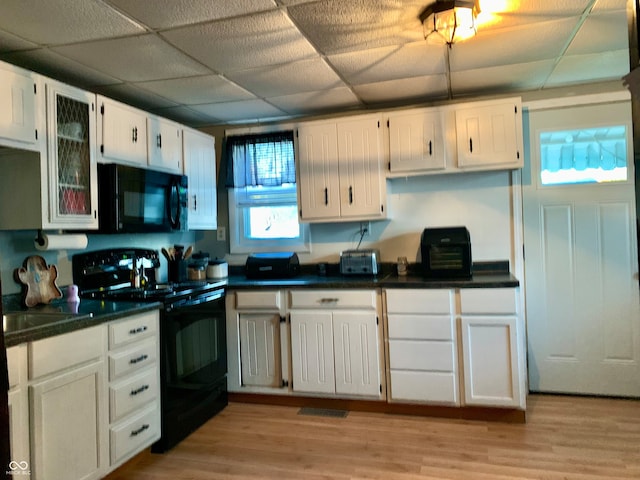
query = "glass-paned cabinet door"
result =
(47, 81, 98, 228)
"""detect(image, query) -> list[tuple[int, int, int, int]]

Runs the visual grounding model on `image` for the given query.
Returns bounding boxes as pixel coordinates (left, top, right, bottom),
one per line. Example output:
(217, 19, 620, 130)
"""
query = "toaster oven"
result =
(420, 227, 472, 278)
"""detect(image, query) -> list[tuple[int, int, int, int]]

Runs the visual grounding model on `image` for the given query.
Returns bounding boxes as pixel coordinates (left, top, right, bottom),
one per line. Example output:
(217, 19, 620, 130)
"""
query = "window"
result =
(226, 131, 310, 254)
(539, 125, 628, 186)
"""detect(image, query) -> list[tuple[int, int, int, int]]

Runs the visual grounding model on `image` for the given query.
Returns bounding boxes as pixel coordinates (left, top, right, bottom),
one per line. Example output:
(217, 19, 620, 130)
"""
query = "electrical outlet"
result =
(216, 226, 226, 241)
(360, 221, 371, 236)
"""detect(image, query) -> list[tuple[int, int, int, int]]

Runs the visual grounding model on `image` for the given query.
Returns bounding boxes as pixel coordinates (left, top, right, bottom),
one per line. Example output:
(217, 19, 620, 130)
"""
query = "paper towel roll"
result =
(35, 233, 88, 251)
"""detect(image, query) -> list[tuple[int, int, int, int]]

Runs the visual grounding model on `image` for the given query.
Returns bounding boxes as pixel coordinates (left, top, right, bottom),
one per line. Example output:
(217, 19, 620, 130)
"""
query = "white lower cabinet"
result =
(107, 311, 161, 469)
(385, 289, 459, 405)
(9, 310, 161, 480)
(28, 325, 108, 480)
(239, 313, 283, 388)
(459, 288, 524, 408)
(289, 290, 382, 398)
(7, 345, 29, 479)
(226, 290, 289, 393)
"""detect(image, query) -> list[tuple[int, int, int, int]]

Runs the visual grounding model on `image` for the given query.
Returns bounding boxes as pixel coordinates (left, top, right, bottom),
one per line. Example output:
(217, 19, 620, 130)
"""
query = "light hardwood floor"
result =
(105, 394, 640, 480)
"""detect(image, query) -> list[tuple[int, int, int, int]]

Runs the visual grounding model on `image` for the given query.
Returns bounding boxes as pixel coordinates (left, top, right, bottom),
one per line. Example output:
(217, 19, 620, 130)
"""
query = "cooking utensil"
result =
(184, 246, 193, 259)
(161, 248, 173, 261)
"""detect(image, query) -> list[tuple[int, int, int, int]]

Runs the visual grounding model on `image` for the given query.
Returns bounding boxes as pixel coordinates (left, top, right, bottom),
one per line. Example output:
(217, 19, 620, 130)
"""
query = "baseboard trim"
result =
(228, 392, 526, 423)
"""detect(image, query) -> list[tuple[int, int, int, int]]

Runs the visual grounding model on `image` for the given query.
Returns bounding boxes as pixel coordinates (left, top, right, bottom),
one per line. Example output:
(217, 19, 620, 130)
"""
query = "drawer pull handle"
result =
(130, 354, 149, 365)
(129, 326, 148, 335)
(130, 424, 149, 437)
(130, 384, 149, 396)
(320, 298, 339, 304)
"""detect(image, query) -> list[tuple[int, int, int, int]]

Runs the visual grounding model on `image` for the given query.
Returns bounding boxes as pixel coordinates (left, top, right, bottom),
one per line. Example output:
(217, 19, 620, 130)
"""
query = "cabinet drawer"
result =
(7, 345, 26, 389)
(109, 338, 157, 381)
(290, 290, 376, 310)
(385, 289, 453, 314)
(390, 370, 457, 404)
(110, 402, 160, 465)
(235, 290, 281, 310)
(460, 288, 517, 314)
(387, 314, 454, 340)
(110, 367, 159, 422)
(109, 311, 159, 348)
(389, 340, 455, 371)
(29, 325, 104, 380)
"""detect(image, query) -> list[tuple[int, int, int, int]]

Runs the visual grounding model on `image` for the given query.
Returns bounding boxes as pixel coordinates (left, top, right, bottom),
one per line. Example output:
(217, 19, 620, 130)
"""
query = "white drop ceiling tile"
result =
(0, 29, 37, 52)
(162, 9, 316, 73)
(0, 48, 120, 87)
(564, 10, 628, 56)
(268, 88, 362, 115)
(546, 50, 630, 87)
(190, 99, 287, 123)
(451, 61, 556, 95)
(94, 83, 179, 110)
(52, 34, 211, 82)
(135, 75, 255, 105)
(107, 0, 278, 29)
(353, 75, 449, 104)
(450, 17, 580, 72)
(226, 58, 344, 98)
(0, 0, 144, 45)
(592, 0, 628, 11)
(287, 0, 426, 55)
(328, 41, 446, 85)
(149, 105, 217, 127)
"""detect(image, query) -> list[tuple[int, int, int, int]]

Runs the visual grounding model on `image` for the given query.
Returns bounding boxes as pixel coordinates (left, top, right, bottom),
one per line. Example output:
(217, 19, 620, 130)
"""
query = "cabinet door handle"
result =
(130, 384, 149, 396)
(130, 424, 150, 437)
(428, 140, 432, 156)
(129, 326, 148, 335)
(469, 138, 473, 153)
(193, 194, 197, 211)
(132, 127, 136, 143)
(157, 133, 162, 148)
(129, 354, 149, 365)
(349, 186, 353, 204)
(324, 188, 328, 205)
(320, 298, 339, 304)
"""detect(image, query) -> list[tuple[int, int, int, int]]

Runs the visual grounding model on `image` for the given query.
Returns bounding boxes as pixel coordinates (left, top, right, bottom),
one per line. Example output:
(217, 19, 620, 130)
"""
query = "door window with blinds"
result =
(539, 124, 629, 186)
(226, 131, 310, 253)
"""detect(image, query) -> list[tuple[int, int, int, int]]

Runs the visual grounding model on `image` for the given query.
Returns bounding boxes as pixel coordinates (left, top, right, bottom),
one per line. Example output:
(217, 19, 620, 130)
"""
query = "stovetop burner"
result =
(72, 248, 225, 304)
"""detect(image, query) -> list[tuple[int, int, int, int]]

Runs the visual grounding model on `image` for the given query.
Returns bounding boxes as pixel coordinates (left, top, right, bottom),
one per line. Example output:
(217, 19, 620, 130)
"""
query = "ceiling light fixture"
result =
(420, 0, 480, 47)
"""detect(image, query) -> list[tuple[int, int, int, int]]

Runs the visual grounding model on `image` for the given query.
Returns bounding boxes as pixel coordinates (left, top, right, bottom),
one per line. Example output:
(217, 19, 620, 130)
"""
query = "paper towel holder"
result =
(35, 229, 46, 248)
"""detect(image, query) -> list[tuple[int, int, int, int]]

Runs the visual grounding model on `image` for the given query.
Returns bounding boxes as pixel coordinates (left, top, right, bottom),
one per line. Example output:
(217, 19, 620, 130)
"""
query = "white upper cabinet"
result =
(147, 115, 182, 173)
(183, 127, 217, 230)
(97, 95, 148, 166)
(45, 80, 99, 229)
(297, 120, 341, 220)
(0, 77, 99, 230)
(0, 61, 38, 150)
(297, 114, 386, 222)
(387, 108, 445, 175)
(455, 98, 523, 170)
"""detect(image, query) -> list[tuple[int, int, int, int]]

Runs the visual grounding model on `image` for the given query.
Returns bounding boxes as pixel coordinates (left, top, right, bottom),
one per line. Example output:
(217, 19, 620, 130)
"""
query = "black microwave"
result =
(98, 164, 188, 233)
(420, 226, 472, 278)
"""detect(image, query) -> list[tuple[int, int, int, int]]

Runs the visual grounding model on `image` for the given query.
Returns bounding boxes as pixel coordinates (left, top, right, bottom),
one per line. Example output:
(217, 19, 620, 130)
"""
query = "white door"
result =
(290, 311, 335, 394)
(336, 115, 384, 219)
(388, 108, 445, 173)
(333, 311, 380, 397)
(239, 313, 282, 388)
(297, 121, 340, 220)
(523, 101, 640, 396)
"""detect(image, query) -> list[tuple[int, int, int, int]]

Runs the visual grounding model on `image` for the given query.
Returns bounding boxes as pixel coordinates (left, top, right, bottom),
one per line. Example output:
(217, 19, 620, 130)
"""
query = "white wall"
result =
(214, 169, 515, 267)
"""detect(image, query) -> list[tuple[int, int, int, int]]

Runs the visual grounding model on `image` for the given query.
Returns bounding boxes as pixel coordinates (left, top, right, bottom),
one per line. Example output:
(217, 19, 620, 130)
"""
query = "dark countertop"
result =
(226, 261, 519, 290)
(2, 296, 162, 347)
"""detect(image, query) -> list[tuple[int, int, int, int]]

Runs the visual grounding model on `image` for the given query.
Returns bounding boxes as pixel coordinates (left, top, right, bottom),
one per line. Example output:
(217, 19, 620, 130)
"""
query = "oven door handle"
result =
(167, 290, 225, 311)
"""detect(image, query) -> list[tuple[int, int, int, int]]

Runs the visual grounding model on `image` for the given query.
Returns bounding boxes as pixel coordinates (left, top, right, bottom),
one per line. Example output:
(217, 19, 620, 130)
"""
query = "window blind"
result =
(225, 131, 295, 188)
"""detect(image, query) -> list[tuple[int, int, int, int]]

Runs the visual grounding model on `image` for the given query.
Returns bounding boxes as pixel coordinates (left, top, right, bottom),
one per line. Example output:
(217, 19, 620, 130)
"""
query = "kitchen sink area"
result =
(2, 310, 89, 332)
